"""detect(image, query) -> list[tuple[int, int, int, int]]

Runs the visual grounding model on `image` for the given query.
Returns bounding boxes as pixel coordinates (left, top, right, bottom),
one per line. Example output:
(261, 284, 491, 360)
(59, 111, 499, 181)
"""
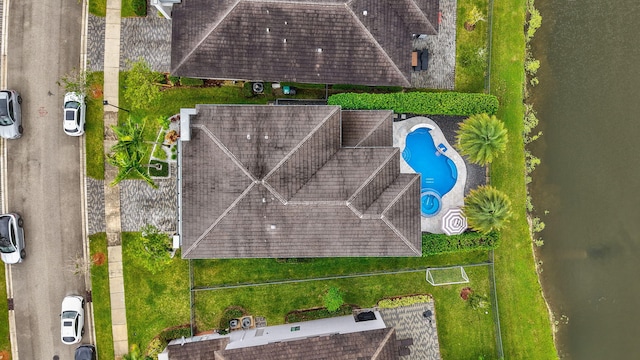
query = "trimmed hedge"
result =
(422, 231, 500, 256)
(328, 92, 499, 116)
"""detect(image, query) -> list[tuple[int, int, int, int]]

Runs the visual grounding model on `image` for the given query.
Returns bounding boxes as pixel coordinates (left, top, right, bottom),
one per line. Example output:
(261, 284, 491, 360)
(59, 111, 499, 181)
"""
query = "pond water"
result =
(530, 0, 640, 358)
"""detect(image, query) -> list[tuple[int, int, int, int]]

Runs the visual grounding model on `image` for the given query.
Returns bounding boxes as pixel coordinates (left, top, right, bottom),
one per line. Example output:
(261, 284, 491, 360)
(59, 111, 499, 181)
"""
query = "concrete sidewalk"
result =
(102, 0, 128, 357)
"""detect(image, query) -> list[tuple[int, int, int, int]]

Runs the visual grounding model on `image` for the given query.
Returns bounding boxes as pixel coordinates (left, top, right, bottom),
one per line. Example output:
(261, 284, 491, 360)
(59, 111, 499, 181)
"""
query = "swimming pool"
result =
(402, 127, 458, 217)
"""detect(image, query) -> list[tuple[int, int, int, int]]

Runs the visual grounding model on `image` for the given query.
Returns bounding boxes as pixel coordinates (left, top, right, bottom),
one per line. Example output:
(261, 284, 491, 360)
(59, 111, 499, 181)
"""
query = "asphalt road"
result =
(3, 0, 92, 358)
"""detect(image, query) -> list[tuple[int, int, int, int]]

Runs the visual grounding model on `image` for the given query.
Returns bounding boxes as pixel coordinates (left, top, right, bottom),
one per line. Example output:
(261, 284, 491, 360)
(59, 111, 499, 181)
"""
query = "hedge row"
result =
(328, 92, 499, 116)
(422, 231, 500, 256)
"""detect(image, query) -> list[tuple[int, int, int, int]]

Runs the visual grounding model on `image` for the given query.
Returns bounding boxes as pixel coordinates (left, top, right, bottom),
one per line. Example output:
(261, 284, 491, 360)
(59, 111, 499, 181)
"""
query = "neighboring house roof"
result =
(164, 328, 399, 360)
(179, 105, 422, 258)
(171, 0, 440, 87)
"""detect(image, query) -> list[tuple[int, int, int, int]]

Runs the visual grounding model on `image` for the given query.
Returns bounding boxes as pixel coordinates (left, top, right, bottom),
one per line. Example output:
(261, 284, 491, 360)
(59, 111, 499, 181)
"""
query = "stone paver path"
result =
(412, 0, 457, 89)
(379, 302, 442, 360)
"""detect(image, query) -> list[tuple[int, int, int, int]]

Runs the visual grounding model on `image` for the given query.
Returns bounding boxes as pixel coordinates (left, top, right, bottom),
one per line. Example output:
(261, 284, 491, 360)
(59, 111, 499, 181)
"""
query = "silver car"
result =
(63, 92, 86, 136)
(0, 90, 23, 139)
(0, 213, 25, 264)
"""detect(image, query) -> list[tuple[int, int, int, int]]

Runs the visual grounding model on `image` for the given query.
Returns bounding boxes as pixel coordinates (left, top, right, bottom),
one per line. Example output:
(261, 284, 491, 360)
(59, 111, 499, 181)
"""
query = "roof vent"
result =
(262, 198, 266, 203)
(246, 134, 251, 140)
(363, 10, 367, 16)
(266, 27, 270, 32)
(270, 224, 276, 230)
(317, 48, 322, 53)
(283, 38, 287, 43)
(264, 134, 269, 139)
(284, 21, 288, 25)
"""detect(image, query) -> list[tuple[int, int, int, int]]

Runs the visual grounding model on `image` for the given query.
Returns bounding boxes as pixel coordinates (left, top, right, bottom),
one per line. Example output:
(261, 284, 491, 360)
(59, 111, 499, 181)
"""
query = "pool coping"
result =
(393, 117, 467, 233)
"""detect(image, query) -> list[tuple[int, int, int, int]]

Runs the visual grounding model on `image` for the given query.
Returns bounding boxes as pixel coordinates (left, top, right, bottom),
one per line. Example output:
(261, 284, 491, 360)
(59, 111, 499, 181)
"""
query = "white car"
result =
(0, 213, 25, 264)
(61, 295, 85, 345)
(63, 92, 86, 136)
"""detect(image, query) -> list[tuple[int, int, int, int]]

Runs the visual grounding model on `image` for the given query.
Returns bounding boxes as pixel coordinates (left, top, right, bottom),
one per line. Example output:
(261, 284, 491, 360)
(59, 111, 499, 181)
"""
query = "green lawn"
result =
(121, 232, 190, 351)
(89, 233, 115, 360)
(86, 72, 105, 180)
(89, 0, 145, 18)
(455, 0, 490, 92)
(193, 252, 489, 288)
(195, 266, 498, 360)
(489, 0, 558, 358)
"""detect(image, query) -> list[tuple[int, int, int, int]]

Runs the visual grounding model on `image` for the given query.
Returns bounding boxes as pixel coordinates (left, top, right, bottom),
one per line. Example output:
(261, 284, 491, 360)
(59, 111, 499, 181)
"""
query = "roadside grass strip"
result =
(89, 233, 114, 360)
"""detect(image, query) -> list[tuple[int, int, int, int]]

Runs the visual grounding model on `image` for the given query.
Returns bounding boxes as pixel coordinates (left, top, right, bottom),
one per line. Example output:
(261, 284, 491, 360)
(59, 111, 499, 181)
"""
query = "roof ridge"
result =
(371, 327, 396, 360)
(263, 106, 341, 195)
(381, 174, 420, 216)
(381, 215, 421, 256)
(347, 147, 399, 204)
(344, 4, 412, 87)
(407, 0, 438, 34)
(183, 182, 257, 257)
(173, 0, 242, 74)
(192, 123, 257, 182)
(353, 111, 393, 147)
(379, 175, 422, 256)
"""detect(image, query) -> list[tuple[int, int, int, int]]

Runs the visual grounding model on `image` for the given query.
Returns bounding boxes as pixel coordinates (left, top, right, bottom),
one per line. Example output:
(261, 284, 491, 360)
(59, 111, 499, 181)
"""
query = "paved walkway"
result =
(102, 0, 128, 357)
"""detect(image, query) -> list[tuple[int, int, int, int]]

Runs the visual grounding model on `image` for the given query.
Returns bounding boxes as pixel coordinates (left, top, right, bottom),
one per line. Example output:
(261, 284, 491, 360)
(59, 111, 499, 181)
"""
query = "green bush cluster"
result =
(328, 92, 499, 116)
(285, 305, 354, 323)
(180, 77, 204, 87)
(377, 295, 432, 309)
(132, 0, 147, 17)
(422, 231, 500, 256)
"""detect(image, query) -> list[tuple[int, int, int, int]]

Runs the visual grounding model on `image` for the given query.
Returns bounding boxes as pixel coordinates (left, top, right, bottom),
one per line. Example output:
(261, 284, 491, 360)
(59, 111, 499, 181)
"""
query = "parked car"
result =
(61, 295, 85, 345)
(0, 213, 25, 264)
(63, 92, 86, 136)
(0, 90, 23, 139)
(74, 344, 96, 360)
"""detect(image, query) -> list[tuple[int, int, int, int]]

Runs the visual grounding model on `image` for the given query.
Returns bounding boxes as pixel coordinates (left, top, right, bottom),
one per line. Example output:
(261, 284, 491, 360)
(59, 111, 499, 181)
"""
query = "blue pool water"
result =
(402, 127, 458, 217)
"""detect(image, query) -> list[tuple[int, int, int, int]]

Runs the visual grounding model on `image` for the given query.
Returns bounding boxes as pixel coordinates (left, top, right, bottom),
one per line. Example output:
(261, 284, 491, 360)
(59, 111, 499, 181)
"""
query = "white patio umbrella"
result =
(441, 208, 467, 235)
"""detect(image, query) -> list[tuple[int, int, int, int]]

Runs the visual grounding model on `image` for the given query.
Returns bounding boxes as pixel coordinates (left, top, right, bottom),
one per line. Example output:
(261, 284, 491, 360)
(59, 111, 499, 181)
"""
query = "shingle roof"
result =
(180, 105, 421, 258)
(166, 337, 229, 360)
(216, 328, 399, 360)
(171, 0, 440, 86)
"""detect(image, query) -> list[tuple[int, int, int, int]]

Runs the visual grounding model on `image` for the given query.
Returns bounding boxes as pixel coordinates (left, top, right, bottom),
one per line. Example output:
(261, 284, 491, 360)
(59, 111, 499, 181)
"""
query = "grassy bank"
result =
(489, 0, 557, 358)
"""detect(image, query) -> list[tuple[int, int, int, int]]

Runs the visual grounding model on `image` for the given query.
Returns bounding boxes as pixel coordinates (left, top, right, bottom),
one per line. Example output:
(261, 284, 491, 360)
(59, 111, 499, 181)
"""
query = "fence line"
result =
(485, 0, 496, 93)
(192, 262, 492, 291)
(489, 250, 505, 358)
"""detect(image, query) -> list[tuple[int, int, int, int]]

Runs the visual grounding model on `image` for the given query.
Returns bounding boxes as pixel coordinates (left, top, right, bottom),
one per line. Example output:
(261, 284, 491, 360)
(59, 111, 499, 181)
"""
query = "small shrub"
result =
(377, 295, 432, 309)
(242, 82, 254, 97)
(525, 58, 540, 75)
(468, 293, 489, 310)
(171, 146, 177, 153)
(171, 154, 177, 160)
(180, 77, 205, 87)
(132, 0, 147, 17)
(168, 76, 180, 86)
(323, 287, 344, 312)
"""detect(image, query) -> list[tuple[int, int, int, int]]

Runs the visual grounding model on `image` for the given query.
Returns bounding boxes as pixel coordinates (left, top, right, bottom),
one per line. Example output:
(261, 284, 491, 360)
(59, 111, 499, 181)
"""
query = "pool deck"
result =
(393, 117, 467, 233)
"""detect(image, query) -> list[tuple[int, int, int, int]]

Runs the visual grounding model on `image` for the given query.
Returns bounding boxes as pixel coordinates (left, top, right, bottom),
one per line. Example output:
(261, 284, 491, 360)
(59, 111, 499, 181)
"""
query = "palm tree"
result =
(463, 185, 512, 234)
(455, 113, 508, 165)
(107, 116, 157, 188)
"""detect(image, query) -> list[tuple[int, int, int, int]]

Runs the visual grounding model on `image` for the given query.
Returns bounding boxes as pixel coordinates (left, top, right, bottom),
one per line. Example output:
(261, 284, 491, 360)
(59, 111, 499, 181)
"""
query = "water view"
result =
(530, 0, 640, 358)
